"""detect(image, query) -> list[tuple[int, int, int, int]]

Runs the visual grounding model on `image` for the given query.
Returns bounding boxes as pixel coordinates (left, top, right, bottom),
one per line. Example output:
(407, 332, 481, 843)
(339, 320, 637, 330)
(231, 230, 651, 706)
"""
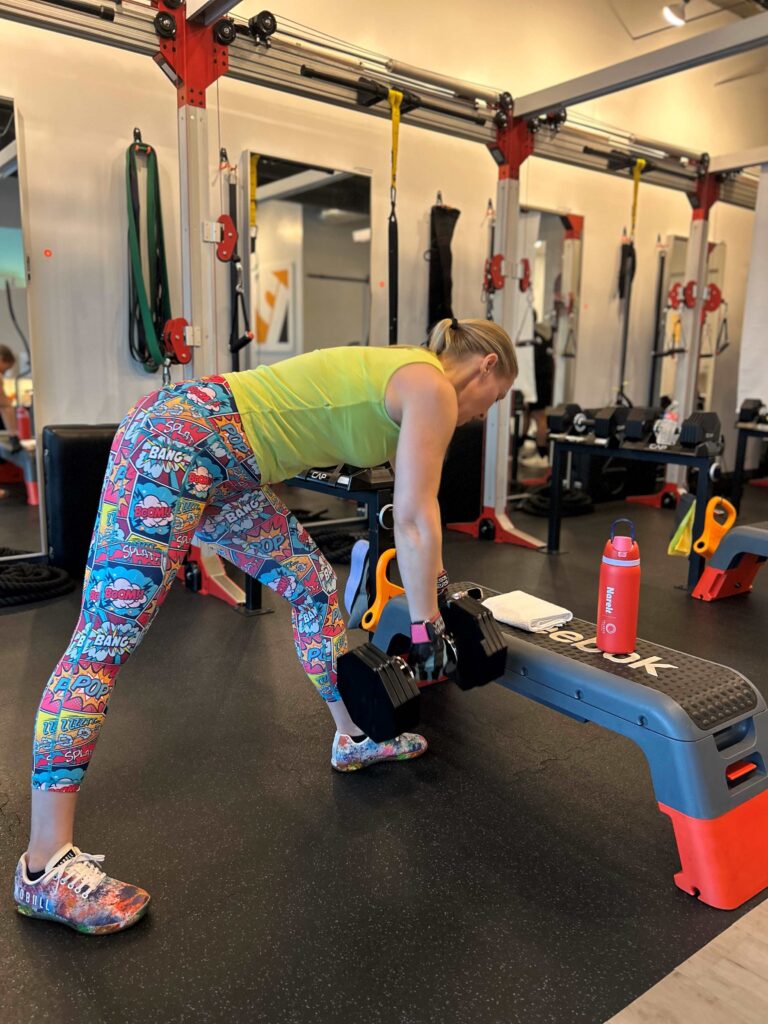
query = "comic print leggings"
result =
(32, 377, 348, 792)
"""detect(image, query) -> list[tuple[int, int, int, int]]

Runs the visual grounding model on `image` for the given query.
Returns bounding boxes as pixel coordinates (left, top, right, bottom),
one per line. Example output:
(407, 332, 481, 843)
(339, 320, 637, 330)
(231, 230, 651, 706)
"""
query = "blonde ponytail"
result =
(424, 318, 518, 380)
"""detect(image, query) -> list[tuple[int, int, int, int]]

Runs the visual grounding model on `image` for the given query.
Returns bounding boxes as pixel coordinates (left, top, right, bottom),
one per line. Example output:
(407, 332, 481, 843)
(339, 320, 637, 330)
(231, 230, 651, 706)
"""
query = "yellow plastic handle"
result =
(361, 548, 405, 633)
(693, 497, 737, 559)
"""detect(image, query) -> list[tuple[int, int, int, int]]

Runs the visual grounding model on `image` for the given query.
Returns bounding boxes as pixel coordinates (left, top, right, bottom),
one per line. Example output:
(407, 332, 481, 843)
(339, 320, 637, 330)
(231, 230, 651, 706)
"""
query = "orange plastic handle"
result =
(693, 497, 737, 559)
(361, 548, 405, 633)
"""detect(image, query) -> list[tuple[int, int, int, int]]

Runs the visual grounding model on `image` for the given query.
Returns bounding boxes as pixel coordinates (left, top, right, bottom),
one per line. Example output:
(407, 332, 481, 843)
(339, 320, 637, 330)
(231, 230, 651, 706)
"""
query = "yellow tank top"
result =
(223, 346, 444, 484)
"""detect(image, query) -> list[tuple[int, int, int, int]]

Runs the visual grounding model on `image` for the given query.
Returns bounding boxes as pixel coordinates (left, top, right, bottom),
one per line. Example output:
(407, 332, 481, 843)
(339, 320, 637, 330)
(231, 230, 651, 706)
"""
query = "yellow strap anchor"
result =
(249, 153, 260, 230)
(388, 88, 403, 199)
(630, 158, 646, 241)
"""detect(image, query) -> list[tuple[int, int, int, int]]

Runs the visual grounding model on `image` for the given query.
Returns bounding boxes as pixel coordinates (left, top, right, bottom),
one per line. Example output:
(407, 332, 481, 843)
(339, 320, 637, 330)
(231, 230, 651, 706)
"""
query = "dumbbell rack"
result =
(548, 438, 716, 590)
(285, 466, 394, 602)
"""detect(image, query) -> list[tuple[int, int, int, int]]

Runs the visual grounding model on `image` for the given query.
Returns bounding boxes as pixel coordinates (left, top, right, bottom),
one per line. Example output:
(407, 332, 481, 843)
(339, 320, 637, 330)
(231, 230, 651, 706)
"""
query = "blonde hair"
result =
(424, 318, 517, 381)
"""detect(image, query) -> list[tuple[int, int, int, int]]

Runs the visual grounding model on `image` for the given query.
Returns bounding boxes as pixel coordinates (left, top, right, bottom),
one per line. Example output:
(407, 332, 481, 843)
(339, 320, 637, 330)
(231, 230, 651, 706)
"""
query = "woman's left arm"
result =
(391, 371, 457, 623)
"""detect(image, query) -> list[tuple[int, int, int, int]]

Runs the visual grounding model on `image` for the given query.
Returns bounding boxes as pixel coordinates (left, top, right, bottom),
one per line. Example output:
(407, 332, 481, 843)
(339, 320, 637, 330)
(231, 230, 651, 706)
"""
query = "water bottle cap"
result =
(610, 518, 635, 543)
(612, 535, 634, 553)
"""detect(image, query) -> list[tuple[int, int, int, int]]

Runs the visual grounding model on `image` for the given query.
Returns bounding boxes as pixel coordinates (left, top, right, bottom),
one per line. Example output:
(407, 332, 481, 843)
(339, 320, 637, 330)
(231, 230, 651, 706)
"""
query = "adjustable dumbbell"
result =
(679, 411, 723, 455)
(624, 407, 662, 444)
(337, 586, 507, 742)
(337, 642, 421, 742)
(738, 399, 767, 425)
(548, 404, 628, 444)
(592, 406, 630, 444)
(547, 403, 582, 434)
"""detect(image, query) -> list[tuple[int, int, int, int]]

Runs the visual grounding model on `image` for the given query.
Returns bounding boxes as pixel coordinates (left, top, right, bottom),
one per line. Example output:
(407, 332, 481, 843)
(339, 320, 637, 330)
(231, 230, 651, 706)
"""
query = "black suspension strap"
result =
(388, 89, 403, 345)
(220, 149, 254, 371)
(427, 196, 461, 330)
(616, 157, 646, 405)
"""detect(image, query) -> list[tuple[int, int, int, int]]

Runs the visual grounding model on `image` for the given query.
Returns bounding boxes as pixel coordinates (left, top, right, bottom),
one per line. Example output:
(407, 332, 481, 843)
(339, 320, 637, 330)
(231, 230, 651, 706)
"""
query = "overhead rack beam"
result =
(0, 0, 759, 211)
(710, 145, 768, 173)
(533, 124, 757, 210)
(515, 11, 768, 118)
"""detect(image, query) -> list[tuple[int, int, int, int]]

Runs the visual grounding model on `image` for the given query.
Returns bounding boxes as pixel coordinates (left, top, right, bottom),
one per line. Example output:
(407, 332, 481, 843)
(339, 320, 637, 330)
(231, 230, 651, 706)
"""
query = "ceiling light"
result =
(662, 1, 689, 27)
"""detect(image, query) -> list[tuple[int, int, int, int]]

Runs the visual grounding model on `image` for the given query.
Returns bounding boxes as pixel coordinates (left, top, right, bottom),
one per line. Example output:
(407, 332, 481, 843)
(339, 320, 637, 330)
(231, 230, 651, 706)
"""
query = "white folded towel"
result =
(482, 591, 573, 632)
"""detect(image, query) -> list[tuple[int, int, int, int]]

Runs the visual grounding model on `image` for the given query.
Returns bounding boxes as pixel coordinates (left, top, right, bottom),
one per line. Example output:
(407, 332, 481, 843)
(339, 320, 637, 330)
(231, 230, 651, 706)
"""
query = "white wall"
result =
(0, 0, 764, 441)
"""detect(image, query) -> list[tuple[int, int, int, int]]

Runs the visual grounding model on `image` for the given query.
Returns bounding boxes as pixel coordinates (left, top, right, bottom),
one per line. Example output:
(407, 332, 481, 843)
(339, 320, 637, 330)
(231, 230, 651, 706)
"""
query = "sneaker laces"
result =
(53, 852, 106, 898)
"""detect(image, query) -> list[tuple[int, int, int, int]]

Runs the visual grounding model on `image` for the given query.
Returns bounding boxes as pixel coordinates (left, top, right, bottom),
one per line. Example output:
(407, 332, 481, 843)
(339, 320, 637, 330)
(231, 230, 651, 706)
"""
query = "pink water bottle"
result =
(597, 518, 640, 654)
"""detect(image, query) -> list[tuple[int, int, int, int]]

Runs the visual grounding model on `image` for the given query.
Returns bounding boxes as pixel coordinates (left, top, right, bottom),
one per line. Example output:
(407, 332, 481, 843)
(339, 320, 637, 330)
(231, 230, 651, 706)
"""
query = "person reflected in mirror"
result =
(519, 323, 554, 471)
(0, 344, 18, 500)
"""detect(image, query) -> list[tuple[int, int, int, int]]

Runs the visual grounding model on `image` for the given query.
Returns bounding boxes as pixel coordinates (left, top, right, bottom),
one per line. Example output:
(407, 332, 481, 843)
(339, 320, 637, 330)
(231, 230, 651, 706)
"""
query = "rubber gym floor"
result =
(1, 487, 766, 1024)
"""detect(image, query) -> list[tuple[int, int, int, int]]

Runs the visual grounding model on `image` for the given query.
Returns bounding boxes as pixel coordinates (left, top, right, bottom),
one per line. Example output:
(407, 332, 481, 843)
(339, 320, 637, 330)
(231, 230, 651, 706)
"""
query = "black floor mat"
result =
(1, 489, 766, 1023)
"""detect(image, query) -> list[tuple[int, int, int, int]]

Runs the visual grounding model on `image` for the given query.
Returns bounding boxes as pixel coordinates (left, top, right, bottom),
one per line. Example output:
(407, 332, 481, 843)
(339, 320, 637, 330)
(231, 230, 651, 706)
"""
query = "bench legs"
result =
(658, 790, 768, 910)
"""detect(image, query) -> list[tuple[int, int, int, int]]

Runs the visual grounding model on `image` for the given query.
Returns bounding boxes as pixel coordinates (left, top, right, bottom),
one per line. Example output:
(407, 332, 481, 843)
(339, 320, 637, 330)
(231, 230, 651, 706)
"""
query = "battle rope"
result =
(520, 483, 594, 518)
(0, 556, 76, 607)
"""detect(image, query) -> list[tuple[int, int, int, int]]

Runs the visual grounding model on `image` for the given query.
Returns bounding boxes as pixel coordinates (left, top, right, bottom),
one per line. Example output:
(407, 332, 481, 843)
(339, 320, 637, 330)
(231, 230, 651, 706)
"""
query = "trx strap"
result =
(249, 153, 260, 234)
(654, 313, 687, 359)
(388, 89, 403, 345)
(615, 158, 646, 404)
(630, 158, 646, 240)
(126, 131, 172, 374)
(427, 198, 461, 330)
(562, 322, 577, 358)
(716, 302, 730, 355)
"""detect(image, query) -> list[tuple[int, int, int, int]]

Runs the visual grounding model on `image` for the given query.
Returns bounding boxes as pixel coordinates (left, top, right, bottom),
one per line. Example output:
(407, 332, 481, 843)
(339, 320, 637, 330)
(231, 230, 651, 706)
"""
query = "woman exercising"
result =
(14, 317, 517, 934)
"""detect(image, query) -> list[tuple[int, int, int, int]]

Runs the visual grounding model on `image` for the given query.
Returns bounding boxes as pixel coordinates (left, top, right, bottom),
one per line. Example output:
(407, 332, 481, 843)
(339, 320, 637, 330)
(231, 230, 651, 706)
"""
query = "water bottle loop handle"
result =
(610, 518, 636, 542)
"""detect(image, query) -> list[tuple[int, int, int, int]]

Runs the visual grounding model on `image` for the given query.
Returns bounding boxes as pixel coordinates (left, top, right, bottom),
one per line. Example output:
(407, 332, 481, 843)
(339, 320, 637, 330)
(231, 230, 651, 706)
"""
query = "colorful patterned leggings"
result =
(33, 377, 348, 792)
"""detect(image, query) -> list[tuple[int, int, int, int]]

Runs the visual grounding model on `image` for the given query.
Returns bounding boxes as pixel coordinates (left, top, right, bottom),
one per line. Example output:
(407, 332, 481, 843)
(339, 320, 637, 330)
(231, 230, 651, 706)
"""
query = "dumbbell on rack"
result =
(738, 399, 767, 425)
(623, 407, 663, 445)
(678, 411, 723, 456)
(337, 586, 506, 743)
(547, 403, 630, 446)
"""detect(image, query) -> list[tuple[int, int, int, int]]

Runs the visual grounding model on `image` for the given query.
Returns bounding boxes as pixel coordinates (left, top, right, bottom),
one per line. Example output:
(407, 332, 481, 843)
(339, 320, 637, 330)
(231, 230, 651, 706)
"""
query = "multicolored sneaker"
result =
(14, 845, 150, 935)
(331, 731, 428, 772)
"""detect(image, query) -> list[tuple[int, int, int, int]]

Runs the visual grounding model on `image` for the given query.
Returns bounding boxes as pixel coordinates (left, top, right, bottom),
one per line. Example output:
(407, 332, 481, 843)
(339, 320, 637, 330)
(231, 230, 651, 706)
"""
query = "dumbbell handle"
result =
(387, 631, 458, 688)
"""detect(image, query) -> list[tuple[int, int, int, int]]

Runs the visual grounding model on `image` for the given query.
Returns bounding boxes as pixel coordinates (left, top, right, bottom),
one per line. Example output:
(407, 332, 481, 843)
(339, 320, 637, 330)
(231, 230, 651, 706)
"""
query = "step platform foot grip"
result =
(659, 788, 768, 910)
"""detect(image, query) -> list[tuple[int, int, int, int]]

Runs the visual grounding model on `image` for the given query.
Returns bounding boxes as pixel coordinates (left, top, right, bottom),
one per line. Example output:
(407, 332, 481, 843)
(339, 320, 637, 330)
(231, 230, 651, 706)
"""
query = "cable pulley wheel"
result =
(213, 18, 237, 45)
(250, 10, 277, 42)
(154, 12, 177, 39)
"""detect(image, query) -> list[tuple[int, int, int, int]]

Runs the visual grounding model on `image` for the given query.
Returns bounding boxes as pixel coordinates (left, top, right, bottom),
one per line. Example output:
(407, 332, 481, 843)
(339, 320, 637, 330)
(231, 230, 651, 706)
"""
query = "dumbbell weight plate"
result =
(441, 594, 507, 690)
(337, 642, 420, 743)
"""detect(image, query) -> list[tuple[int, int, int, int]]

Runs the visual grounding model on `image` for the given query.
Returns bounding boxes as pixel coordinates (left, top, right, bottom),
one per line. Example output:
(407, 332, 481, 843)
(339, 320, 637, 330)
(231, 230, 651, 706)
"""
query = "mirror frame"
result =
(0, 96, 46, 565)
